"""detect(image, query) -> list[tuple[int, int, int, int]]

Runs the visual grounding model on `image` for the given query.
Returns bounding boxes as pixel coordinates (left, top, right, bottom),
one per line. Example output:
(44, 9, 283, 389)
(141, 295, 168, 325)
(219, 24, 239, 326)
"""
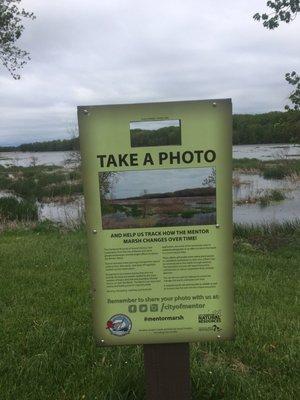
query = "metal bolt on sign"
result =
(92, 229, 97, 234)
(212, 102, 217, 107)
(83, 109, 90, 115)
(216, 224, 220, 228)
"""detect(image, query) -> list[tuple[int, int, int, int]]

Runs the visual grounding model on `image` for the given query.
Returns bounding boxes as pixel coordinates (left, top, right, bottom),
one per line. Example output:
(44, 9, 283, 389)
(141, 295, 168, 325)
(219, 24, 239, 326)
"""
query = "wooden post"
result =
(143, 343, 190, 400)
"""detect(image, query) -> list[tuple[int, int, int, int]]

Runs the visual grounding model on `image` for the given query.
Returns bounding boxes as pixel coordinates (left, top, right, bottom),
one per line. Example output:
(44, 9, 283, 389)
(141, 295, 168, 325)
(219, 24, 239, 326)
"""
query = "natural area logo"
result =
(106, 314, 132, 336)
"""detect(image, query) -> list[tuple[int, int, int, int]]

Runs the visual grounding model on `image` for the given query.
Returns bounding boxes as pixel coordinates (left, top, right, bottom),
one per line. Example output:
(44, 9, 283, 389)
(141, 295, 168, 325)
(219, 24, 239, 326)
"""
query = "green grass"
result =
(101, 202, 145, 218)
(0, 197, 38, 221)
(197, 206, 216, 214)
(262, 166, 287, 179)
(234, 220, 300, 251)
(234, 220, 300, 237)
(128, 204, 143, 217)
(0, 224, 299, 399)
(258, 189, 286, 207)
(233, 158, 265, 170)
(233, 158, 300, 178)
(0, 165, 83, 201)
(181, 210, 195, 218)
(268, 189, 286, 202)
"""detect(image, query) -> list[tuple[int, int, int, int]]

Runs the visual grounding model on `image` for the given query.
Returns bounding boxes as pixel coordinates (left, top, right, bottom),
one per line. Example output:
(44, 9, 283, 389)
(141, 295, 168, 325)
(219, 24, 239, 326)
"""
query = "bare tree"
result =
(64, 125, 81, 168)
(141, 189, 149, 218)
(202, 168, 216, 187)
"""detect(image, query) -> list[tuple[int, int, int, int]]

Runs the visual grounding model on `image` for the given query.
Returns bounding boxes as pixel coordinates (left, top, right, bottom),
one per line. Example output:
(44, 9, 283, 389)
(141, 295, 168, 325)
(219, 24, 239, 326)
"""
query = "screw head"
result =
(92, 229, 97, 234)
(212, 102, 217, 107)
(83, 109, 90, 115)
(100, 339, 104, 343)
(216, 224, 220, 228)
(217, 335, 221, 339)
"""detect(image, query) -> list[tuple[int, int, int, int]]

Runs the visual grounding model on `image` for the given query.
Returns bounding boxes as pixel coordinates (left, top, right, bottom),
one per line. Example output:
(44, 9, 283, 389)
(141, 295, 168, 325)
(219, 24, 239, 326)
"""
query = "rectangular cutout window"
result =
(130, 119, 181, 147)
(99, 167, 216, 229)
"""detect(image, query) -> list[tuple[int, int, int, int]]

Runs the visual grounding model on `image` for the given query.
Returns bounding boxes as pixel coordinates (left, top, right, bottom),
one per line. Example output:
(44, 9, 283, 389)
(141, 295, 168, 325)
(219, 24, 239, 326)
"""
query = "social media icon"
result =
(150, 304, 158, 312)
(139, 304, 148, 312)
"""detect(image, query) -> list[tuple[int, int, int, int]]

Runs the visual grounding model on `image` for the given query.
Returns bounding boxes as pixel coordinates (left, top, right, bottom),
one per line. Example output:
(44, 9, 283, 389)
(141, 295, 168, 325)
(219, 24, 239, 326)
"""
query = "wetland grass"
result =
(0, 197, 38, 221)
(0, 165, 83, 202)
(233, 158, 300, 178)
(234, 188, 286, 207)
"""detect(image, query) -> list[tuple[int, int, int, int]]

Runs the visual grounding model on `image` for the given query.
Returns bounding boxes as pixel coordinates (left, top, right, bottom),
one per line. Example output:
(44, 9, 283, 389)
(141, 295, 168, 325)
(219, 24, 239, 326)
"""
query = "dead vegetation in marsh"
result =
(101, 195, 216, 229)
(233, 220, 300, 251)
(0, 164, 82, 203)
(234, 188, 286, 207)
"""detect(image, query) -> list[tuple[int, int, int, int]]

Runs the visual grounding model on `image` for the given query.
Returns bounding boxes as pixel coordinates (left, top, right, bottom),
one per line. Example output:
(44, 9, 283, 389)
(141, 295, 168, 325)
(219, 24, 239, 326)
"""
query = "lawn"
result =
(0, 224, 299, 399)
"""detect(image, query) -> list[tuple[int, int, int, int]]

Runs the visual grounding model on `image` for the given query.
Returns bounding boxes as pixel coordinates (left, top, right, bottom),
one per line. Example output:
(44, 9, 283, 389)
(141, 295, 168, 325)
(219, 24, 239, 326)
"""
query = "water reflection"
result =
(232, 173, 296, 200)
(38, 197, 85, 226)
(233, 174, 300, 224)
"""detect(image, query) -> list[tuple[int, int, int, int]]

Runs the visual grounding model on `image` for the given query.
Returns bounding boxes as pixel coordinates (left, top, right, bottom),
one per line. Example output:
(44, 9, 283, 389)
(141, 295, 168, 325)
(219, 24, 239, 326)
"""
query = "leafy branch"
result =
(285, 71, 300, 110)
(253, 1, 299, 110)
(253, 1, 299, 29)
(0, 0, 36, 79)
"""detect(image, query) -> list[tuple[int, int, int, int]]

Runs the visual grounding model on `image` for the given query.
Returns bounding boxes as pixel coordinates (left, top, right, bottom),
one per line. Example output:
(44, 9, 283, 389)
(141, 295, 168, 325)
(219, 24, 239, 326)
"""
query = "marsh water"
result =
(36, 174, 300, 226)
(0, 151, 71, 167)
(233, 174, 300, 224)
(232, 143, 300, 160)
(1, 144, 299, 225)
(1, 144, 300, 167)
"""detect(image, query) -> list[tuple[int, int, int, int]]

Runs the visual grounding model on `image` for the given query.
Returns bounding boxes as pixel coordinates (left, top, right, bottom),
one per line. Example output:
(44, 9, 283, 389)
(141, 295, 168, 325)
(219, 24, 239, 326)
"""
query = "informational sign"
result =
(78, 99, 233, 346)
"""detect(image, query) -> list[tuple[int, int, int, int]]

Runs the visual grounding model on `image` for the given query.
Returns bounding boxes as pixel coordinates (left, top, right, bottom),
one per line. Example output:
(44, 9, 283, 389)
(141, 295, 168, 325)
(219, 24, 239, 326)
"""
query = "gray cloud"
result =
(130, 120, 180, 130)
(0, 0, 299, 145)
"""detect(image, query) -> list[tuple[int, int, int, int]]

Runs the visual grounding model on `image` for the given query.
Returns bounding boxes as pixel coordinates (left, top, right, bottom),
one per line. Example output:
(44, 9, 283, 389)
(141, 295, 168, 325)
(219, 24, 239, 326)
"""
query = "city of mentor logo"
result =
(106, 314, 132, 336)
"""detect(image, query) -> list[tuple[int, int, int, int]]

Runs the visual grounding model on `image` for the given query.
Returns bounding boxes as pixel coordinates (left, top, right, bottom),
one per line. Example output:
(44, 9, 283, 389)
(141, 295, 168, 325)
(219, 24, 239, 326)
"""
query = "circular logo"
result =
(106, 314, 132, 336)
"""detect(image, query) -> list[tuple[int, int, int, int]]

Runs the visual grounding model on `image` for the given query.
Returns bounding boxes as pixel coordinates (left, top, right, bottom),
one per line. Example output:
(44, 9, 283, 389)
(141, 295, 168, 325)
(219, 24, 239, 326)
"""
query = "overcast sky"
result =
(130, 120, 180, 130)
(0, 0, 299, 146)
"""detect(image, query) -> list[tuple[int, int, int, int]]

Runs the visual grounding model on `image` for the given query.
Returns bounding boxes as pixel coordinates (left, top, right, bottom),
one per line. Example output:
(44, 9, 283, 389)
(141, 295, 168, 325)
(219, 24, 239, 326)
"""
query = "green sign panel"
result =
(78, 99, 233, 346)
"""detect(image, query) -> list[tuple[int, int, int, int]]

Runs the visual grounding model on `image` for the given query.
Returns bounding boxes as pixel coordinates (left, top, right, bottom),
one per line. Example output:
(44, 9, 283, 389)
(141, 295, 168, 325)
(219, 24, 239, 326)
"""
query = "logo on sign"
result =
(106, 314, 132, 336)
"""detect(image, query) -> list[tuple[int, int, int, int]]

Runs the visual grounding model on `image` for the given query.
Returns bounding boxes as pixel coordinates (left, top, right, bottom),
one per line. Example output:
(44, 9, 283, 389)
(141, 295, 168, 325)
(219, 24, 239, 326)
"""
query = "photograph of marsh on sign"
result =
(99, 167, 216, 229)
(130, 119, 181, 147)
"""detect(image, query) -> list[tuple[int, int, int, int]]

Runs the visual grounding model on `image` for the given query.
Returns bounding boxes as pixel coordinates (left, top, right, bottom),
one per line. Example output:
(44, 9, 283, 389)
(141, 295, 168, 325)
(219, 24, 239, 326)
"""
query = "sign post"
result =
(78, 99, 233, 398)
(144, 343, 190, 400)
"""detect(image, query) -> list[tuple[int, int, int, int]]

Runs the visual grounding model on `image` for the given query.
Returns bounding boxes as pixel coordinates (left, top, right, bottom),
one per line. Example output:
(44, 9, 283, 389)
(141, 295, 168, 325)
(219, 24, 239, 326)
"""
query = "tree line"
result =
(130, 125, 181, 147)
(0, 137, 79, 152)
(0, 111, 299, 152)
(233, 111, 300, 144)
